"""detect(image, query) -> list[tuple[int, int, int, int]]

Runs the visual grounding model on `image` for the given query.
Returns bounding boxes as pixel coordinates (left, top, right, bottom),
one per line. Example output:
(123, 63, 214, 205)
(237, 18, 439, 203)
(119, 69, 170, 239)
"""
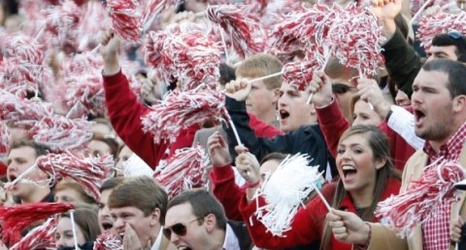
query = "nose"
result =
(114, 217, 125, 230)
(170, 231, 180, 243)
(56, 237, 65, 248)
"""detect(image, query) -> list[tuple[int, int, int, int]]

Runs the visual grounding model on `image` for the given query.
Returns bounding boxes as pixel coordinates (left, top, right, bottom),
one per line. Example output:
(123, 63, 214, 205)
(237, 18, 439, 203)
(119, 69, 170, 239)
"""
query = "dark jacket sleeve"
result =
(224, 96, 293, 161)
(382, 28, 422, 98)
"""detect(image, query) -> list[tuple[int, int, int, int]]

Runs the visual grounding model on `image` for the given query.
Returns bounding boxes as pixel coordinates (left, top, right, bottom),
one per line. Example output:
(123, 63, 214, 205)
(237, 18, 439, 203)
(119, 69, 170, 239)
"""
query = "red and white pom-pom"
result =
(268, 4, 339, 61)
(141, 89, 228, 144)
(36, 152, 112, 201)
(154, 145, 209, 199)
(0, 58, 44, 98)
(93, 232, 123, 250)
(0, 123, 11, 159)
(243, 0, 269, 15)
(144, 23, 222, 91)
(41, 0, 83, 50)
(375, 159, 465, 238)
(0, 90, 55, 129)
(30, 115, 93, 151)
(417, 10, 466, 50)
(0, 202, 74, 246)
(1, 34, 43, 64)
(107, 0, 142, 42)
(9, 217, 57, 250)
(328, 5, 384, 77)
(207, 4, 267, 59)
(142, 0, 178, 26)
(77, 1, 111, 51)
(282, 59, 319, 91)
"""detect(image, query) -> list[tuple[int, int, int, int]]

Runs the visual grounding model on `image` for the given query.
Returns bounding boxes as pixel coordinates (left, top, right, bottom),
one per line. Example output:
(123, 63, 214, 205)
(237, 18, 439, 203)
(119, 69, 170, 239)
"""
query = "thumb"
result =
(235, 145, 249, 154)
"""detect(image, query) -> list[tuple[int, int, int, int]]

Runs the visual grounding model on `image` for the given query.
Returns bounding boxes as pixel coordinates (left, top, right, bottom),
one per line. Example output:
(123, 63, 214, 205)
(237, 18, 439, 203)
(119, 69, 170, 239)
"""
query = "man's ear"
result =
(453, 95, 466, 113)
(203, 214, 217, 233)
(150, 208, 161, 226)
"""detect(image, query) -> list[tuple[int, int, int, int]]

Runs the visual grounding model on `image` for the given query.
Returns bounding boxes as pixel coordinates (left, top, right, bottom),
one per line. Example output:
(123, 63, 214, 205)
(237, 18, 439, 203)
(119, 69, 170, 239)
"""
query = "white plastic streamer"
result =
(252, 153, 321, 237)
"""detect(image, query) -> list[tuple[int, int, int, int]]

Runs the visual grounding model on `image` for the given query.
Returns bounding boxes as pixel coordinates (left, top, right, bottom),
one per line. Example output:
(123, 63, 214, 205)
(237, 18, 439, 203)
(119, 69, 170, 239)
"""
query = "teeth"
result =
(342, 165, 356, 171)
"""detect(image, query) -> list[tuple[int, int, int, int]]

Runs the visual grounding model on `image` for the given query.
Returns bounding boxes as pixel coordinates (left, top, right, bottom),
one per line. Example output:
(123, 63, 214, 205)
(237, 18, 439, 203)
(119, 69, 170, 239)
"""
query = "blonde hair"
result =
(235, 54, 283, 89)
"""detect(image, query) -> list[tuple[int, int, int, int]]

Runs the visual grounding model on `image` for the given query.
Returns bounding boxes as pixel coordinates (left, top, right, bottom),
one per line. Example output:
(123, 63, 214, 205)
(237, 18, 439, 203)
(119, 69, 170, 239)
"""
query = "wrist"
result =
(362, 222, 372, 245)
(314, 96, 334, 109)
(103, 60, 121, 76)
(376, 102, 391, 119)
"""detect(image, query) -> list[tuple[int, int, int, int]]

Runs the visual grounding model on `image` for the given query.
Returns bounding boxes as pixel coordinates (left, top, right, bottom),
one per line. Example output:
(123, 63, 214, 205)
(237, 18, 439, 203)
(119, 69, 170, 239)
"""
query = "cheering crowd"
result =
(1, 0, 466, 249)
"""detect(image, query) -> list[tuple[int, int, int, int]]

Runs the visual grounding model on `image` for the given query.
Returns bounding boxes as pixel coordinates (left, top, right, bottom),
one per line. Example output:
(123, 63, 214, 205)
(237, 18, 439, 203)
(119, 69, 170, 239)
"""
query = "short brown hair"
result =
(108, 176, 168, 224)
(167, 189, 228, 230)
(54, 180, 96, 205)
(235, 54, 283, 89)
(9, 140, 50, 158)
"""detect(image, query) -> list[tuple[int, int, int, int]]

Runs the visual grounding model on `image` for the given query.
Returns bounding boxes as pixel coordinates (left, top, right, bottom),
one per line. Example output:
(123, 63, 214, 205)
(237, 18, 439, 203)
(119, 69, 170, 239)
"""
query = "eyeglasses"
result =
(163, 218, 201, 239)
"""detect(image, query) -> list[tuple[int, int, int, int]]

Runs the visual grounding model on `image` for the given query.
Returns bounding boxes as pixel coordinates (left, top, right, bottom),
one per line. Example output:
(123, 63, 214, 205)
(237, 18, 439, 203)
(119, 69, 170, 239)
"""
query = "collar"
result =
(151, 228, 164, 250)
(423, 122, 466, 162)
(222, 223, 240, 250)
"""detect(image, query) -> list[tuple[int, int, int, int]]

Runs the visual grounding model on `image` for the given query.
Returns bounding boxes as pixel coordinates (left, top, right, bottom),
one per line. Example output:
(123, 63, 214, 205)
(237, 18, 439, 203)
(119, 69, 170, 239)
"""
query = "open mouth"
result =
(177, 247, 192, 250)
(279, 110, 290, 120)
(101, 222, 113, 231)
(342, 165, 357, 178)
(414, 109, 426, 125)
(7, 174, 17, 183)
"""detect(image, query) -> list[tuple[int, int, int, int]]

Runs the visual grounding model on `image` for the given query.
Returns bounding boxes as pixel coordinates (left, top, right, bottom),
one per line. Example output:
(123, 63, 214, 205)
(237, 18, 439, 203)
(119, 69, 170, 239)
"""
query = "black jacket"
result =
(223, 97, 337, 178)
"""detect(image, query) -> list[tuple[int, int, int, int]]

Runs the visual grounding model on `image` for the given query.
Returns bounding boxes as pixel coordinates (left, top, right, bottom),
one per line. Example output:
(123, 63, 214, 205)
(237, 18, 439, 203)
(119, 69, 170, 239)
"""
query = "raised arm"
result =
(100, 31, 168, 168)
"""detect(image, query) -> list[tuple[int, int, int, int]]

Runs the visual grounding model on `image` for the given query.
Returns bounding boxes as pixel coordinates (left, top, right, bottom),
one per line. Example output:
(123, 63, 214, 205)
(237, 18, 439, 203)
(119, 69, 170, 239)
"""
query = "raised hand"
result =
(100, 29, 121, 75)
(207, 132, 232, 167)
(224, 78, 252, 102)
(308, 71, 334, 107)
(234, 145, 260, 185)
(326, 209, 371, 245)
(356, 78, 391, 118)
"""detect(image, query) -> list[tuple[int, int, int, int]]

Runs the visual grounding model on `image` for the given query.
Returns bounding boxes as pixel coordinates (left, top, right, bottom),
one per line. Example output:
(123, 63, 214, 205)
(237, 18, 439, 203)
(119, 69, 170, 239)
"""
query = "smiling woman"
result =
(238, 125, 402, 250)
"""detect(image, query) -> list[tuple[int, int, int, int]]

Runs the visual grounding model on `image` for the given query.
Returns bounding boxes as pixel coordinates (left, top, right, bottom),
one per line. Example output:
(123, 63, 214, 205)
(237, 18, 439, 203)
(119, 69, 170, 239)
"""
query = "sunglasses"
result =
(448, 30, 463, 40)
(163, 218, 201, 239)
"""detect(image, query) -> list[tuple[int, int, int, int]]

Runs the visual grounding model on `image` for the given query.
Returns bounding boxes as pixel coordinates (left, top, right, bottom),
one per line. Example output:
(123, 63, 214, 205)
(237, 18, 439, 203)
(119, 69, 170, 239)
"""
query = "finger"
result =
(234, 145, 249, 154)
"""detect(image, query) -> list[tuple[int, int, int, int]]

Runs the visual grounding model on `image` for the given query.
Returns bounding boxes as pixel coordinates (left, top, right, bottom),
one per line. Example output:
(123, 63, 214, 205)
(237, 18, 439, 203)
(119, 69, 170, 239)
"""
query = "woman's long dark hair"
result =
(320, 125, 401, 250)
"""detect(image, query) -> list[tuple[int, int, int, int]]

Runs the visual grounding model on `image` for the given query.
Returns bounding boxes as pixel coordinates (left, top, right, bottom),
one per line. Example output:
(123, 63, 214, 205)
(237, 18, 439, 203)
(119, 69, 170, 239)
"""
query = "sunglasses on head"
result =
(163, 218, 201, 239)
(448, 30, 463, 40)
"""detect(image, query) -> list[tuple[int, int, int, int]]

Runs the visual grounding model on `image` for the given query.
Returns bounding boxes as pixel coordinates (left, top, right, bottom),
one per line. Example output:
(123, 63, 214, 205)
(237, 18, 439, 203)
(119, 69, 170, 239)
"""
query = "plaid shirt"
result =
(421, 122, 466, 250)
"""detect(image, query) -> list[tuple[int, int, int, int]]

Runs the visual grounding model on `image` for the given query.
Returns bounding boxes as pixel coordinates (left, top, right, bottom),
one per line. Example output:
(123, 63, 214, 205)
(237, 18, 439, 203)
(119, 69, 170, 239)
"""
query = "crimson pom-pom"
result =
(0, 123, 11, 159)
(417, 10, 466, 50)
(36, 152, 112, 201)
(1, 34, 43, 64)
(154, 145, 209, 199)
(143, 23, 222, 90)
(30, 115, 93, 151)
(9, 217, 57, 250)
(0, 202, 74, 246)
(141, 88, 228, 144)
(268, 4, 339, 61)
(283, 59, 319, 91)
(142, 0, 178, 27)
(207, 4, 267, 59)
(41, 0, 83, 50)
(93, 232, 123, 250)
(0, 90, 55, 129)
(107, 0, 142, 42)
(375, 160, 465, 238)
(327, 5, 384, 78)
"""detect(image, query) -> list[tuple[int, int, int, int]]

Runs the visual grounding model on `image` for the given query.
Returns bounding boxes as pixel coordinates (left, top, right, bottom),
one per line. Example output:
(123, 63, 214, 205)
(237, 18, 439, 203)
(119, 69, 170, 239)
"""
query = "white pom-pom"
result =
(253, 153, 321, 237)
(123, 153, 154, 177)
